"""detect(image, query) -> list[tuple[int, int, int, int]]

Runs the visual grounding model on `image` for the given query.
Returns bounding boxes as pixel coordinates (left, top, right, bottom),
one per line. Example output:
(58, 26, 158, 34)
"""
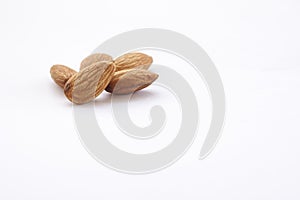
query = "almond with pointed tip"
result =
(80, 53, 113, 70)
(114, 52, 153, 71)
(105, 69, 158, 94)
(64, 61, 115, 104)
(50, 65, 77, 88)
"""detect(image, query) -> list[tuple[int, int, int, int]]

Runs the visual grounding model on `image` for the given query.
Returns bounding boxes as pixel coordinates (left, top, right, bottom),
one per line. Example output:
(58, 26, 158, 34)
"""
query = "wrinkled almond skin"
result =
(80, 53, 113, 70)
(105, 69, 158, 94)
(50, 65, 77, 88)
(114, 52, 153, 71)
(64, 61, 115, 104)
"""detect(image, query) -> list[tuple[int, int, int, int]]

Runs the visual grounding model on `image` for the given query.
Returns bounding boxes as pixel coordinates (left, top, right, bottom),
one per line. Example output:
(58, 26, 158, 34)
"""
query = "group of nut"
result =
(50, 52, 158, 104)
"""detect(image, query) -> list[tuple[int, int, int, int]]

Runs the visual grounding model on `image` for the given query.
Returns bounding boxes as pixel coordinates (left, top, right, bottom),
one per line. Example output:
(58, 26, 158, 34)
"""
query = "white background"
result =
(0, 0, 300, 199)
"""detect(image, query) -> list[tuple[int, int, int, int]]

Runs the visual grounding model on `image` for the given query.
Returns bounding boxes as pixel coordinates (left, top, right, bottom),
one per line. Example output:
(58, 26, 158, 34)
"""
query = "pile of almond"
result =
(50, 52, 158, 104)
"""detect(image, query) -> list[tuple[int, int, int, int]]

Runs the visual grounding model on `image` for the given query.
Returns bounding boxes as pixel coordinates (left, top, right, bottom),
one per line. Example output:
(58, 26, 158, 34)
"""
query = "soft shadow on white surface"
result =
(94, 90, 160, 107)
(48, 82, 73, 108)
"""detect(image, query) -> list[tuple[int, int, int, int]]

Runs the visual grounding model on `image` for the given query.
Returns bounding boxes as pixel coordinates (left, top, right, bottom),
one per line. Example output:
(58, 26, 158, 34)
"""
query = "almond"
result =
(114, 52, 153, 71)
(105, 69, 158, 94)
(80, 53, 113, 70)
(64, 61, 115, 104)
(50, 65, 77, 88)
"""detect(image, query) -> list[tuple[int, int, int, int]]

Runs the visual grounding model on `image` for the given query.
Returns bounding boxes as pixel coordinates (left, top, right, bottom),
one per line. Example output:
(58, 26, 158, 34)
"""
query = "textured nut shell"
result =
(64, 61, 115, 104)
(50, 65, 77, 88)
(114, 52, 153, 71)
(80, 53, 113, 70)
(105, 69, 158, 94)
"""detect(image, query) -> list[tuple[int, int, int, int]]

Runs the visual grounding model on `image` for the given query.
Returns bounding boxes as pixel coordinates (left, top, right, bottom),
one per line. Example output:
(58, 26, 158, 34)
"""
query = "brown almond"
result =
(64, 61, 115, 104)
(80, 53, 113, 70)
(50, 65, 77, 88)
(105, 69, 158, 94)
(114, 52, 153, 71)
